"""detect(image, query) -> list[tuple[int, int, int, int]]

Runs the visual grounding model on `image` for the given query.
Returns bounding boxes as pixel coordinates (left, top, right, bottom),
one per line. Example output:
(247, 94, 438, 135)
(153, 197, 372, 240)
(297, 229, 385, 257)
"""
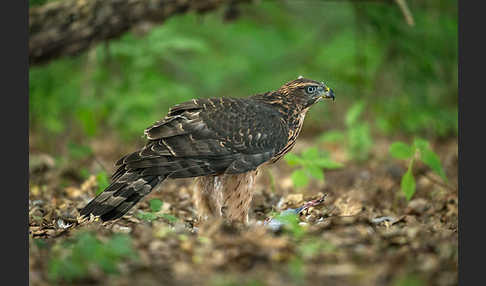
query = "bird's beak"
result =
(322, 87, 335, 101)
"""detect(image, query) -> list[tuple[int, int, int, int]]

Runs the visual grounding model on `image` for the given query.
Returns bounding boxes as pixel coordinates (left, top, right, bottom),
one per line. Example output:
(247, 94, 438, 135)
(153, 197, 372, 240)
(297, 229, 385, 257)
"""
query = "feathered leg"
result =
(194, 170, 258, 224)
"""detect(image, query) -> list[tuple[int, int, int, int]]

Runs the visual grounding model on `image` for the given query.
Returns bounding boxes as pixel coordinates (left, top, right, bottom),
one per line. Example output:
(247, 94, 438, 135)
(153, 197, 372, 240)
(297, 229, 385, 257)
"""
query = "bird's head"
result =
(277, 76, 335, 109)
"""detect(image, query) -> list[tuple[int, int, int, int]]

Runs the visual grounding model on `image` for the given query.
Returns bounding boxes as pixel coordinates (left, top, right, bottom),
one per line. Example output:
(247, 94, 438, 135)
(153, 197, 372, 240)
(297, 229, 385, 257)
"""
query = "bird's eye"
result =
(305, 86, 317, 94)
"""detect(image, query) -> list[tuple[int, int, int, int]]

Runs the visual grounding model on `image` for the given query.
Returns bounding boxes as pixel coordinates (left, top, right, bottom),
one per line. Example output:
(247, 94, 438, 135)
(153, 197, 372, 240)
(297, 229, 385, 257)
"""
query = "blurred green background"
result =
(29, 0, 457, 154)
(28, 2, 458, 283)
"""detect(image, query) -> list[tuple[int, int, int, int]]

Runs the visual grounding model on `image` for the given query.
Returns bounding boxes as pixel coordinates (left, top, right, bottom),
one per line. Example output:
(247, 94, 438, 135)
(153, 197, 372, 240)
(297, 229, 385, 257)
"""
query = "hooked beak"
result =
(322, 86, 335, 101)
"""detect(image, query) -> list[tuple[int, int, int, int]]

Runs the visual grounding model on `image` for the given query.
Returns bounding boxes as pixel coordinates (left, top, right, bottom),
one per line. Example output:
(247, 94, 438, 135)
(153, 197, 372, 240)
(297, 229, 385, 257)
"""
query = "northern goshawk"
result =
(80, 77, 335, 223)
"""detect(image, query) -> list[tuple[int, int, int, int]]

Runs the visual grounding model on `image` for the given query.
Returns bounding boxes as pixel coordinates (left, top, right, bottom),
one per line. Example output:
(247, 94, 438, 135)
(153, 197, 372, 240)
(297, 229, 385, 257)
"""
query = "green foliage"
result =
(149, 198, 164, 212)
(287, 256, 305, 283)
(284, 147, 343, 189)
(160, 213, 178, 223)
(393, 274, 425, 286)
(67, 142, 93, 161)
(389, 138, 447, 200)
(360, 2, 458, 137)
(389, 142, 414, 159)
(320, 101, 373, 162)
(137, 198, 177, 223)
(273, 212, 305, 240)
(401, 162, 416, 201)
(136, 211, 159, 222)
(29, 1, 457, 150)
(47, 232, 136, 282)
(95, 172, 110, 195)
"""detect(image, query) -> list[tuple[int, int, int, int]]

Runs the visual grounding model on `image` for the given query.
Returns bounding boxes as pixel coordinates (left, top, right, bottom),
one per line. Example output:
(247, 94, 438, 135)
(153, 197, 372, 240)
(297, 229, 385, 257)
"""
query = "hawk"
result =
(80, 77, 335, 223)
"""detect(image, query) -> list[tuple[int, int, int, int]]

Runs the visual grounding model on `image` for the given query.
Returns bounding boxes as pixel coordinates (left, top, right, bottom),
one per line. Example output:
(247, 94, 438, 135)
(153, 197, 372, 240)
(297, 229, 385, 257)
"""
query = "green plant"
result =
(284, 147, 343, 189)
(47, 232, 137, 282)
(272, 212, 305, 239)
(95, 171, 110, 195)
(136, 199, 178, 223)
(287, 256, 305, 283)
(67, 142, 93, 161)
(389, 138, 447, 200)
(320, 101, 373, 162)
(393, 274, 425, 286)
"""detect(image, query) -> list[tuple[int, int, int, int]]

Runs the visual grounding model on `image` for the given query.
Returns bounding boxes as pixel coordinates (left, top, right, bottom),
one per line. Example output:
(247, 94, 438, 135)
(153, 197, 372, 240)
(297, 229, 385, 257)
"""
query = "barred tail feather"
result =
(80, 170, 166, 221)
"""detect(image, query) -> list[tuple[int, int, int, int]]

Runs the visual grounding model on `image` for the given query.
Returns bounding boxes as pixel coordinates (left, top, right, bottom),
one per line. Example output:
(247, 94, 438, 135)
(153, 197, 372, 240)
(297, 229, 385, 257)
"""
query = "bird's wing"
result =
(114, 97, 289, 180)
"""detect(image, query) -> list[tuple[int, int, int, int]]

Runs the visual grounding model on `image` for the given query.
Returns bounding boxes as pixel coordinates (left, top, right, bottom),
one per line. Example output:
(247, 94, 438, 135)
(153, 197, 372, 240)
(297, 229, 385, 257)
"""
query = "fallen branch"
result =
(29, 0, 251, 65)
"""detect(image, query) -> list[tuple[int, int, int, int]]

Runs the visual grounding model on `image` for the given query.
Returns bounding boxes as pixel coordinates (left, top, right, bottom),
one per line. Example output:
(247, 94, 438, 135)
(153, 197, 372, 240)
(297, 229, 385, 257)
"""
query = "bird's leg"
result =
(194, 176, 224, 221)
(194, 171, 258, 225)
(220, 170, 258, 225)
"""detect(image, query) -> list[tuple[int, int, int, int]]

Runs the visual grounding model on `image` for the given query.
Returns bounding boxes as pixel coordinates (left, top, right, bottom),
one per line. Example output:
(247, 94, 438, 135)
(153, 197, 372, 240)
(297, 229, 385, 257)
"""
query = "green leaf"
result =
(306, 166, 324, 181)
(401, 165, 416, 200)
(291, 169, 309, 188)
(96, 172, 110, 195)
(161, 214, 178, 223)
(420, 149, 447, 181)
(149, 199, 163, 212)
(313, 158, 343, 169)
(413, 138, 430, 152)
(302, 147, 319, 160)
(389, 142, 414, 159)
(137, 211, 158, 222)
(284, 153, 304, 166)
(345, 101, 365, 126)
(274, 212, 304, 239)
(318, 130, 345, 143)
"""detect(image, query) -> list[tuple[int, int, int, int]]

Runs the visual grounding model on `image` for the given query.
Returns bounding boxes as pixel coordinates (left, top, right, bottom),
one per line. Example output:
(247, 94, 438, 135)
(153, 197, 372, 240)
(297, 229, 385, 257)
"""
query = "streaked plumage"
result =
(80, 77, 335, 223)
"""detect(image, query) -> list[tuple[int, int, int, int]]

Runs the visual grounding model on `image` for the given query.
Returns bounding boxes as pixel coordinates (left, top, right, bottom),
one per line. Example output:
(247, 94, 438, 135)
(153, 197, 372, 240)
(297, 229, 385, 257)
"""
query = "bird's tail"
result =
(79, 169, 166, 221)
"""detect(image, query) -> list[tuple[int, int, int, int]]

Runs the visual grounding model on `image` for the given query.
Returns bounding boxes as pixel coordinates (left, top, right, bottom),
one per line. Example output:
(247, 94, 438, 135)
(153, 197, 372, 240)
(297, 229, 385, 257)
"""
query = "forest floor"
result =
(29, 135, 458, 286)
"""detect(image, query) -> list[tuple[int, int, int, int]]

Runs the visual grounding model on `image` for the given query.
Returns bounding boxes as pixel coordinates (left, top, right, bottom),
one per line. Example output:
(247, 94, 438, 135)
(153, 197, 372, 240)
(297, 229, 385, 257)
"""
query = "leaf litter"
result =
(29, 137, 458, 286)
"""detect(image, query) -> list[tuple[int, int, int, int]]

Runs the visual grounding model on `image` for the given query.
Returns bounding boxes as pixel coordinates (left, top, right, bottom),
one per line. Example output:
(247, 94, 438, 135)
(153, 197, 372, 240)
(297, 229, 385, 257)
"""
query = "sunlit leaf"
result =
(137, 211, 158, 222)
(149, 199, 163, 212)
(401, 165, 416, 200)
(302, 147, 320, 160)
(413, 138, 430, 152)
(313, 158, 343, 169)
(284, 153, 304, 166)
(307, 166, 324, 181)
(420, 148, 447, 181)
(291, 169, 309, 188)
(389, 142, 414, 159)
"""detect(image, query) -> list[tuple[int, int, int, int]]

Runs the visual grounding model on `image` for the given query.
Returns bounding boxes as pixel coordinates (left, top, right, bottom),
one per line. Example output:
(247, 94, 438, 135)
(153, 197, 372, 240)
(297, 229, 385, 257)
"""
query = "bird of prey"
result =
(80, 76, 335, 224)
